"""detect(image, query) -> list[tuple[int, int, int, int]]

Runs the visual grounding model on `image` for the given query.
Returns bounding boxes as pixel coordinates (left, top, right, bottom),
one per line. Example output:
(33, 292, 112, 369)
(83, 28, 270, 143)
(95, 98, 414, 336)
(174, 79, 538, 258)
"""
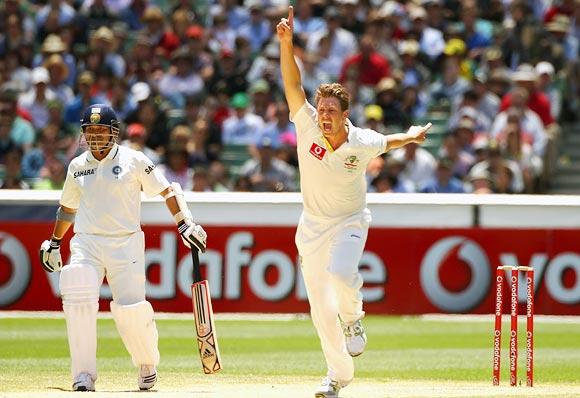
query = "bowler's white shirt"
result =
(292, 101, 387, 219)
(60, 144, 169, 235)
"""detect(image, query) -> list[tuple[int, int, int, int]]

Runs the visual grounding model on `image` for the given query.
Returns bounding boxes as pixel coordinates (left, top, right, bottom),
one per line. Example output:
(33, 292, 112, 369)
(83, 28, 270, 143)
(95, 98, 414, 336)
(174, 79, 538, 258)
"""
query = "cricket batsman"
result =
(39, 104, 207, 391)
(277, 7, 431, 398)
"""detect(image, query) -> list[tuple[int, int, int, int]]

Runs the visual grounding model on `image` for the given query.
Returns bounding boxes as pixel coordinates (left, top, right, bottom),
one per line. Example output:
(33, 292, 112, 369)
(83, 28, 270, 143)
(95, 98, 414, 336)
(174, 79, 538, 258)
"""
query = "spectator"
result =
(121, 122, 160, 165)
(391, 142, 437, 191)
(221, 92, 264, 145)
(33, 156, 67, 190)
(18, 67, 56, 130)
(240, 135, 297, 192)
(0, 145, 28, 189)
(0, 90, 35, 151)
(339, 35, 390, 88)
(158, 145, 194, 191)
(420, 157, 466, 193)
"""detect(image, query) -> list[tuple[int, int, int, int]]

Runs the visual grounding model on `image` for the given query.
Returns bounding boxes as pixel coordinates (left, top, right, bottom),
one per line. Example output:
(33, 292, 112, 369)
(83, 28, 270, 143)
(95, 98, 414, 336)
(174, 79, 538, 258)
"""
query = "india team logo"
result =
(112, 166, 122, 175)
(309, 143, 326, 160)
(90, 113, 101, 123)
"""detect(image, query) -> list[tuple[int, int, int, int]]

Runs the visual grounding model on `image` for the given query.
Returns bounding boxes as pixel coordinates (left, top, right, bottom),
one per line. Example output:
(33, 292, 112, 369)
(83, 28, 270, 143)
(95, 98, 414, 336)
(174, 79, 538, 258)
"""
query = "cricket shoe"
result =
(341, 318, 367, 357)
(72, 372, 95, 392)
(314, 376, 340, 398)
(138, 365, 157, 390)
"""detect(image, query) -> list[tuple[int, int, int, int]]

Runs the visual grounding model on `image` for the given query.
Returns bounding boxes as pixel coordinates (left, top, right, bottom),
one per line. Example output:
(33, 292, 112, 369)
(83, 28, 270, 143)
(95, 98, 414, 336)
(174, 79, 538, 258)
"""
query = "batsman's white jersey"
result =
(60, 143, 169, 235)
(291, 101, 387, 384)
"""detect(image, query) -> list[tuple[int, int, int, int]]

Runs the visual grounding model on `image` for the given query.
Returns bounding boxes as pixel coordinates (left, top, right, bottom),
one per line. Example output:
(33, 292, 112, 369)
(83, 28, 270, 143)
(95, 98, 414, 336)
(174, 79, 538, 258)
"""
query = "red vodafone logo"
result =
(309, 143, 326, 160)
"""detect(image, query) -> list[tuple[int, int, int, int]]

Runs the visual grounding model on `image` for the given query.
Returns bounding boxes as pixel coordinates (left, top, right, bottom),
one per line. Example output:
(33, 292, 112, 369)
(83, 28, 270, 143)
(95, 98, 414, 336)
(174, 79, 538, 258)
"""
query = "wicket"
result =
(492, 265, 534, 387)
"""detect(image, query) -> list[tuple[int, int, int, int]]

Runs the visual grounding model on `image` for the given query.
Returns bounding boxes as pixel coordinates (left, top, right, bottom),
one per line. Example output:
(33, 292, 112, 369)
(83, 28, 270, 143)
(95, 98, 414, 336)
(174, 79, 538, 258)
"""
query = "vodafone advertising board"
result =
(1, 223, 578, 314)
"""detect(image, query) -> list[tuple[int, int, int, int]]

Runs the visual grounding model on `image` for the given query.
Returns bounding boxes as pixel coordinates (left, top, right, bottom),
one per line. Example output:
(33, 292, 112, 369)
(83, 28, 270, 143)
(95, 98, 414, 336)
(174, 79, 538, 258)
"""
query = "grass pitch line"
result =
(420, 313, 580, 324)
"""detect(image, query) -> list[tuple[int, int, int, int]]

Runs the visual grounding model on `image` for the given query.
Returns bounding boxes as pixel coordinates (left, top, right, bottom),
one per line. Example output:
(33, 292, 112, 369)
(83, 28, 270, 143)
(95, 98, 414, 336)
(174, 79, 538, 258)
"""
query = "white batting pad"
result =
(110, 300, 160, 367)
(59, 264, 100, 380)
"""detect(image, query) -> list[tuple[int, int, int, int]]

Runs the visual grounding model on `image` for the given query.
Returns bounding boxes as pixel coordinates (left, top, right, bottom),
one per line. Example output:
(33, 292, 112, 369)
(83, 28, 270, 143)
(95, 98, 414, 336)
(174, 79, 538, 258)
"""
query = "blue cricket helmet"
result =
(80, 104, 120, 132)
(80, 104, 121, 152)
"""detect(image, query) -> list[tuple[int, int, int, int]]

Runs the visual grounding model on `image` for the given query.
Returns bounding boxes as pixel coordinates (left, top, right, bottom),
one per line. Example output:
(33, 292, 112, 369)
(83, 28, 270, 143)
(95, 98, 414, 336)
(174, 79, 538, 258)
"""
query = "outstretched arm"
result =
(385, 123, 432, 151)
(277, 6, 306, 118)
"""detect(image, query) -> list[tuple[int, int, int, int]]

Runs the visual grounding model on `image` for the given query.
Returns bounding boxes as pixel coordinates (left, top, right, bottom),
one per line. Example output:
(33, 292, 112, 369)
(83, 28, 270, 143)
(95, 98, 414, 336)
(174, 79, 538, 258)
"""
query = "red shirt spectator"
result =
(339, 35, 390, 86)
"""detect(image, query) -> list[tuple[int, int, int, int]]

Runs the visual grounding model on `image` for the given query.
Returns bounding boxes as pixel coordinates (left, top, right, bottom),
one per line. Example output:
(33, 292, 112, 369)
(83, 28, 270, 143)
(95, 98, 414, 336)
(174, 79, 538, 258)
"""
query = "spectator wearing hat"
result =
(420, 157, 466, 193)
(90, 26, 126, 79)
(158, 46, 204, 102)
(248, 79, 273, 120)
(374, 77, 410, 128)
(306, 7, 358, 75)
(240, 134, 297, 192)
(33, 34, 77, 87)
(399, 40, 431, 89)
(408, 6, 445, 62)
(500, 64, 554, 128)
(64, 71, 109, 126)
(0, 90, 35, 151)
(44, 53, 74, 107)
(238, 2, 271, 54)
(336, 0, 365, 36)
(121, 122, 160, 165)
(452, 118, 478, 154)
(141, 6, 179, 57)
(422, 0, 446, 31)
(535, 61, 561, 120)
(18, 67, 57, 130)
(363, 105, 388, 135)
(221, 92, 264, 145)
(543, 14, 578, 70)
(466, 167, 493, 194)
(339, 35, 390, 88)
(184, 25, 215, 83)
(469, 140, 525, 193)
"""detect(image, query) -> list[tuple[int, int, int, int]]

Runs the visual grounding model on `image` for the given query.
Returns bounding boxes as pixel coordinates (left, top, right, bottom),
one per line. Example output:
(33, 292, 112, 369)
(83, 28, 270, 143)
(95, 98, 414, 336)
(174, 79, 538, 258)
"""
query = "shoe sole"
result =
(315, 394, 337, 398)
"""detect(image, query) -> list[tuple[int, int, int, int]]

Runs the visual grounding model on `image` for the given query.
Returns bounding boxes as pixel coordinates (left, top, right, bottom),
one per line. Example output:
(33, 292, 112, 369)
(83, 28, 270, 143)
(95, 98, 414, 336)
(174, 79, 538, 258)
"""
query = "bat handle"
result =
(191, 248, 202, 283)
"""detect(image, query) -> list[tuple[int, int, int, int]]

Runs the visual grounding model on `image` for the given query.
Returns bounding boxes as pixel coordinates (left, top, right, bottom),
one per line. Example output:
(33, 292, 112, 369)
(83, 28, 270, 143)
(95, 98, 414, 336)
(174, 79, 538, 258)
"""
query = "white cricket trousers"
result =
(59, 231, 151, 381)
(295, 209, 370, 384)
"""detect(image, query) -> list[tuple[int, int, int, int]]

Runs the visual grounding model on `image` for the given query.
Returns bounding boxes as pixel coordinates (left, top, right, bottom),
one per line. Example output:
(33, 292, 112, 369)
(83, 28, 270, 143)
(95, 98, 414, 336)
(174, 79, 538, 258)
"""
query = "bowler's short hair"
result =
(315, 83, 350, 111)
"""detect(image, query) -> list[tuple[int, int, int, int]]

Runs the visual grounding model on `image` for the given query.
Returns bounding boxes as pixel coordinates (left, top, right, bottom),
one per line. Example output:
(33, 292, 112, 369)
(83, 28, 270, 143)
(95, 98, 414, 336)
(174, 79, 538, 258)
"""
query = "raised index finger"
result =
(423, 122, 432, 132)
(288, 6, 294, 30)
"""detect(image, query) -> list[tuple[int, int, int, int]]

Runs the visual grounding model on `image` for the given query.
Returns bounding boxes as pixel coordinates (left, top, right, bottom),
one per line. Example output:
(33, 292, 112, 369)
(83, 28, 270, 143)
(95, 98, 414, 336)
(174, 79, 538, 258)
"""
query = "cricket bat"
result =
(191, 247, 222, 374)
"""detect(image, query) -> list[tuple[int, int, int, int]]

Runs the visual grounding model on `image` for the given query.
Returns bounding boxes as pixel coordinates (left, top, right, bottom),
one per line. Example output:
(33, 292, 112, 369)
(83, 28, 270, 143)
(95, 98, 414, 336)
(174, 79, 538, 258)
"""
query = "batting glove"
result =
(39, 238, 63, 272)
(178, 220, 207, 253)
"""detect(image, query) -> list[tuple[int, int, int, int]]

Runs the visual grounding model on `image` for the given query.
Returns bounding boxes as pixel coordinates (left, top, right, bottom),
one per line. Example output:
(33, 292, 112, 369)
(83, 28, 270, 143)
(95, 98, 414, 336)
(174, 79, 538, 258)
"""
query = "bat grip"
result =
(191, 248, 202, 283)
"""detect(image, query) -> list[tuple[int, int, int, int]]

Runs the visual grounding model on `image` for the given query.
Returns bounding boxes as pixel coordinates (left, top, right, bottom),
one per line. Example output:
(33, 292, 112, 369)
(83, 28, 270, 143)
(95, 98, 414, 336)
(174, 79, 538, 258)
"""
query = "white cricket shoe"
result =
(314, 377, 340, 398)
(138, 365, 157, 390)
(341, 318, 367, 357)
(72, 372, 95, 392)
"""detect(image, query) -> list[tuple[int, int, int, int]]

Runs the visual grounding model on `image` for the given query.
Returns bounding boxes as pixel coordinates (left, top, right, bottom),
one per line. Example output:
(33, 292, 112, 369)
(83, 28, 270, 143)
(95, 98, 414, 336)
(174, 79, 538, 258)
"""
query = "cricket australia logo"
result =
(343, 155, 359, 172)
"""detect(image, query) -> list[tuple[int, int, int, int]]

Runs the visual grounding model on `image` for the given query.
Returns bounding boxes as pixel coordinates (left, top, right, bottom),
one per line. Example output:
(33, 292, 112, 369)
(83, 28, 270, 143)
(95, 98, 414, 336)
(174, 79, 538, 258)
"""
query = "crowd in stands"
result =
(0, 0, 578, 194)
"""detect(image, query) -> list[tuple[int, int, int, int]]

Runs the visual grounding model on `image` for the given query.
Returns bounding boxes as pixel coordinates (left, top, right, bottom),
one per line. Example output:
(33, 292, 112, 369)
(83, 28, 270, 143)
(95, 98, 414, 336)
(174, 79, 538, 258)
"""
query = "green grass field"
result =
(1, 314, 579, 397)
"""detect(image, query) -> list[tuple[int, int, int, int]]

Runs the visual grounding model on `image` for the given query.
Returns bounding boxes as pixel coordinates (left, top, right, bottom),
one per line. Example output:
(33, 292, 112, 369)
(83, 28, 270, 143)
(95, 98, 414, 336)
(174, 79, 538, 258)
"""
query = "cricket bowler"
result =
(277, 7, 431, 397)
